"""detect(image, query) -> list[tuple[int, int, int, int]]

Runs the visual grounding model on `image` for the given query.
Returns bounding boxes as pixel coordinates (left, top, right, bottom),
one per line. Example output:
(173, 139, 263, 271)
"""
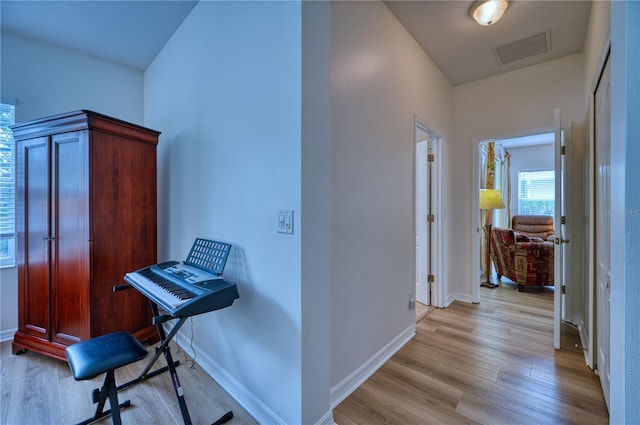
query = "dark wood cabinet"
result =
(11, 110, 159, 361)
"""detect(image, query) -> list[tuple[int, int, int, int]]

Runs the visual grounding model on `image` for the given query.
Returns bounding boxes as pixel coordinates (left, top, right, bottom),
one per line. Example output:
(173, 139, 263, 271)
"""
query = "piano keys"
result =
(125, 260, 239, 318)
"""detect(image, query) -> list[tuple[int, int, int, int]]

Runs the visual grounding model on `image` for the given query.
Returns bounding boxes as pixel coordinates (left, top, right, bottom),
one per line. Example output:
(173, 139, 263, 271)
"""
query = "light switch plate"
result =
(278, 210, 294, 234)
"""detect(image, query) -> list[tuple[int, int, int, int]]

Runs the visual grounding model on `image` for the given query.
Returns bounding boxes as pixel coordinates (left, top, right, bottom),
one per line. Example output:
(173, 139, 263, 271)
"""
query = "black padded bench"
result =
(65, 331, 149, 425)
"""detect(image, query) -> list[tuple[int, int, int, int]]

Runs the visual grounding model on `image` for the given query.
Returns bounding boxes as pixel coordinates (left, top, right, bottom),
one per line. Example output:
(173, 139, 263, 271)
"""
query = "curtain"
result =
(480, 142, 511, 279)
(480, 142, 495, 278)
(494, 145, 511, 228)
(480, 145, 487, 276)
(503, 150, 512, 225)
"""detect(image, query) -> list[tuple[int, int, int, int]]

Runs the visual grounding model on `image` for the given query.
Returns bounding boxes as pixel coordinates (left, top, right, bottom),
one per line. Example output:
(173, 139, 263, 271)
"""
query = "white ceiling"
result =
(385, 0, 592, 85)
(0, 0, 198, 71)
(1, 1, 591, 84)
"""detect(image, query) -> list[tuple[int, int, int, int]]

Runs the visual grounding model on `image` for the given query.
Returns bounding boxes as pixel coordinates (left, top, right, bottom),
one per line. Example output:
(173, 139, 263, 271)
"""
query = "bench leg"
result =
(75, 370, 131, 425)
(106, 371, 123, 425)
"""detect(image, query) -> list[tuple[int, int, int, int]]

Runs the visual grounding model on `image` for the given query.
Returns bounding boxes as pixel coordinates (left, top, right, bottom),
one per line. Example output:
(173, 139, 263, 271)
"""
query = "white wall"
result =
(301, 2, 332, 423)
(329, 1, 453, 397)
(0, 32, 143, 124)
(506, 143, 555, 215)
(452, 54, 586, 306)
(0, 31, 144, 341)
(143, 2, 305, 423)
(610, 2, 640, 422)
(583, 1, 611, 98)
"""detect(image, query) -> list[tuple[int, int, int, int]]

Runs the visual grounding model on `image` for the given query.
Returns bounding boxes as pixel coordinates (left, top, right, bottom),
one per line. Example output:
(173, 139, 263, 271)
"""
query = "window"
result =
(518, 170, 555, 216)
(0, 103, 16, 267)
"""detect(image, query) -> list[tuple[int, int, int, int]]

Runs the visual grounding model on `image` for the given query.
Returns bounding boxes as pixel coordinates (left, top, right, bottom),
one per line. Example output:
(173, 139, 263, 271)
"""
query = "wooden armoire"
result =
(11, 110, 159, 361)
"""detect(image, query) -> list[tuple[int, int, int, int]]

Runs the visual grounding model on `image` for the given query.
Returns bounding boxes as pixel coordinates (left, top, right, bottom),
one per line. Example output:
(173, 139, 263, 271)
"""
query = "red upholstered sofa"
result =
(490, 227, 554, 292)
(512, 215, 555, 242)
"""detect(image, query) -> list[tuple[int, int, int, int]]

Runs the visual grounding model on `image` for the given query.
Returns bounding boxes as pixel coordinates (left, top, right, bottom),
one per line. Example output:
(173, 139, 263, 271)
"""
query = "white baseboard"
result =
(315, 409, 336, 425)
(172, 330, 284, 425)
(329, 323, 415, 409)
(577, 319, 594, 369)
(446, 292, 471, 306)
(0, 328, 17, 343)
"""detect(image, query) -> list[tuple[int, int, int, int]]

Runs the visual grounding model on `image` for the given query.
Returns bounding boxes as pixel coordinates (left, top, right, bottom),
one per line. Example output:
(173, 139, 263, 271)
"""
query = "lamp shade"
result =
(480, 189, 505, 210)
(470, 0, 509, 26)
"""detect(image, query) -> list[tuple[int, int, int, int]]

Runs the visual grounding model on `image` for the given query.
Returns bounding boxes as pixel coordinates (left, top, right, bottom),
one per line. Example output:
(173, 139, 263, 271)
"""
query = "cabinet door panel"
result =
(51, 132, 90, 344)
(17, 137, 51, 339)
(90, 132, 156, 336)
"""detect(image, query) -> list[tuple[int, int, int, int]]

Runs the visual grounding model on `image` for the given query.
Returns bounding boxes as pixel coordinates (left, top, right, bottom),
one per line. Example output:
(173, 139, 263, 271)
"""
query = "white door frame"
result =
(553, 108, 563, 350)
(586, 39, 612, 370)
(580, 39, 615, 404)
(414, 115, 445, 308)
(594, 56, 612, 408)
(416, 138, 431, 306)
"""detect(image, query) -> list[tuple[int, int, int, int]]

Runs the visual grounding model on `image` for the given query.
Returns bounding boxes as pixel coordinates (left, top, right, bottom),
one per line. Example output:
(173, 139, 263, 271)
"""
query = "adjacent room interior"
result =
(479, 133, 556, 293)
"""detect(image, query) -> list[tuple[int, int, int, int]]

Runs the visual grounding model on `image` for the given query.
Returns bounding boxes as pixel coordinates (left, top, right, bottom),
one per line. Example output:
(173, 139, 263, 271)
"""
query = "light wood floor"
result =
(334, 281, 609, 425)
(415, 301, 435, 323)
(1, 282, 609, 425)
(0, 339, 257, 425)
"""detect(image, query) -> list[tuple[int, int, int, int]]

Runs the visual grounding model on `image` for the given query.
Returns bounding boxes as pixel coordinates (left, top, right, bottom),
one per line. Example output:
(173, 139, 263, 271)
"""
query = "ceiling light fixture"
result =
(470, 0, 509, 26)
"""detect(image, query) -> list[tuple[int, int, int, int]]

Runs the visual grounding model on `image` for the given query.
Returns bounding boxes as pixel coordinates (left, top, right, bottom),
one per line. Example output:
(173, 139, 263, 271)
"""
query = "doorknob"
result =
(555, 237, 570, 245)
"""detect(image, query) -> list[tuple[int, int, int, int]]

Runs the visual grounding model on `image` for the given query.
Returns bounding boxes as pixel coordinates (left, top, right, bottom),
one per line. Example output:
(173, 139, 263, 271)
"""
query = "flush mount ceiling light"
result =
(470, 0, 509, 26)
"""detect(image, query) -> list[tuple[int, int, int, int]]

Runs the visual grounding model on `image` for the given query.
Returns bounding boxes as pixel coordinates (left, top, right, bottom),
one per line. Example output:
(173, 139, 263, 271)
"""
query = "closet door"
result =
(595, 54, 611, 409)
(16, 137, 51, 340)
(50, 131, 90, 345)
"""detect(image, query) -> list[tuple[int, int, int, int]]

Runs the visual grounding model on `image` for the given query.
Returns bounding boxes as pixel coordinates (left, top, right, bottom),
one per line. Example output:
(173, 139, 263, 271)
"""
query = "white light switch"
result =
(278, 210, 294, 234)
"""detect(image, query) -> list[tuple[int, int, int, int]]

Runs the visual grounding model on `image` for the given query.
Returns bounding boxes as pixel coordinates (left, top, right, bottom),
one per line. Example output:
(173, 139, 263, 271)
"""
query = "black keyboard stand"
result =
(115, 299, 234, 425)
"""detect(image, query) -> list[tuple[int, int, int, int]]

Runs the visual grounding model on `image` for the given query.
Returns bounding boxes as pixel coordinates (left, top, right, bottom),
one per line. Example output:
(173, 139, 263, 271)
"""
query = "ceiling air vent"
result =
(494, 29, 551, 65)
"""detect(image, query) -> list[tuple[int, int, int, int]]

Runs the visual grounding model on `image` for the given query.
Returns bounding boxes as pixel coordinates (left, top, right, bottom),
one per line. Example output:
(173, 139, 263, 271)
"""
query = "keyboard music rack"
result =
(185, 239, 231, 275)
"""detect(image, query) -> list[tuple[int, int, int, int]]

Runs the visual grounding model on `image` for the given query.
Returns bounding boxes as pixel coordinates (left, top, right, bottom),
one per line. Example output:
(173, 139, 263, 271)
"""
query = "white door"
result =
(553, 109, 567, 350)
(416, 139, 430, 305)
(560, 125, 573, 324)
(595, 54, 611, 409)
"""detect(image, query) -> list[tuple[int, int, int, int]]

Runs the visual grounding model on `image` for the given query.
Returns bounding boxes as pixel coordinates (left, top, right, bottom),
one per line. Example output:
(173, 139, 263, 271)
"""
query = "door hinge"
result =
(561, 216, 566, 224)
(427, 274, 435, 283)
(561, 146, 566, 155)
(562, 285, 566, 294)
(427, 153, 435, 162)
(427, 214, 435, 223)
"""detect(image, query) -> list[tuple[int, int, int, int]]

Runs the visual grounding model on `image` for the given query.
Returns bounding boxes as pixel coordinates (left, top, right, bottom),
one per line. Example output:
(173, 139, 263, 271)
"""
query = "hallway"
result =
(334, 282, 608, 424)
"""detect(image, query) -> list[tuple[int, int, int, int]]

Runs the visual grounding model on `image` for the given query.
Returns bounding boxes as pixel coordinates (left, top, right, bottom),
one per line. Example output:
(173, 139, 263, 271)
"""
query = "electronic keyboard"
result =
(118, 238, 238, 425)
(125, 261, 239, 318)
(123, 238, 238, 318)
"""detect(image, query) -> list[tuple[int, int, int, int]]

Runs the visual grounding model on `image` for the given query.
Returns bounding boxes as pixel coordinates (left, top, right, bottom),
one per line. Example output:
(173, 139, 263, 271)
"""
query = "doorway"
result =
(472, 124, 573, 350)
(475, 133, 555, 285)
(415, 116, 444, 309)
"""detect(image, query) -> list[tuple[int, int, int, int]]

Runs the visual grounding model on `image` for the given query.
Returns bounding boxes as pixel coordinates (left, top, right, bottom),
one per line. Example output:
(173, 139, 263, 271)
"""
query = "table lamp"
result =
(480, 189, 505, 288)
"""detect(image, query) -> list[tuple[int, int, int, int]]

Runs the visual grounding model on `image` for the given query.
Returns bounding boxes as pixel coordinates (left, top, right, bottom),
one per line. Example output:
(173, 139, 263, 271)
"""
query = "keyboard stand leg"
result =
(212, 411, 234, 425)
(138, 303, 192, 425)
(116, 314, 184, 392)
(120, 301, 234, 425)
